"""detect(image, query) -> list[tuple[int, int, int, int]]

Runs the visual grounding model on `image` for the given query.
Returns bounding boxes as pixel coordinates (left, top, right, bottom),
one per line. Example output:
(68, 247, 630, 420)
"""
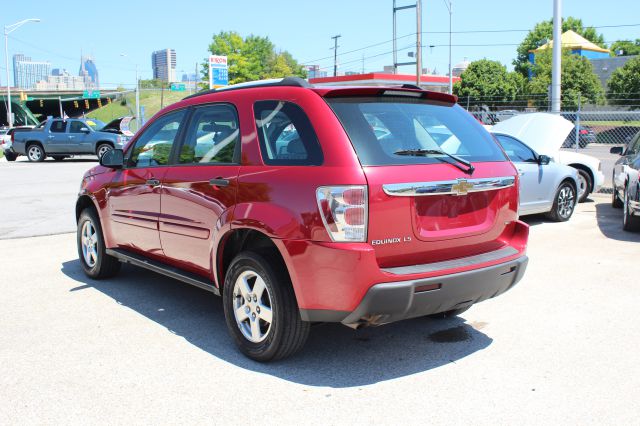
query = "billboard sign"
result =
(209, 55, 229, 89)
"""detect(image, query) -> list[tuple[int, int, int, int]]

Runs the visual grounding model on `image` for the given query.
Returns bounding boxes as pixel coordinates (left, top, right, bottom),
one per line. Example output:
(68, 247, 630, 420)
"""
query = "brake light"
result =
(579, 129, 588, 135)
(316, 185, 368, 242)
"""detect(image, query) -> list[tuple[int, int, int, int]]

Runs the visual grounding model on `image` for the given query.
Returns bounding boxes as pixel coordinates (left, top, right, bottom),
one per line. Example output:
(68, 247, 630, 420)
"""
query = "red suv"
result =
(76, 77, 529, 361)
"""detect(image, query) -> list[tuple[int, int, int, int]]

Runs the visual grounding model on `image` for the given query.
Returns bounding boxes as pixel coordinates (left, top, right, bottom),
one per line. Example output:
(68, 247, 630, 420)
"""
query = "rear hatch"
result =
(326, 92, 519, 268)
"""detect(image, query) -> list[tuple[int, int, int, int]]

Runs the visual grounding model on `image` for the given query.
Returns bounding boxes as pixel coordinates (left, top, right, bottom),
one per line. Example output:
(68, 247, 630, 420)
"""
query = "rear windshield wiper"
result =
(394, 149, 475, 175)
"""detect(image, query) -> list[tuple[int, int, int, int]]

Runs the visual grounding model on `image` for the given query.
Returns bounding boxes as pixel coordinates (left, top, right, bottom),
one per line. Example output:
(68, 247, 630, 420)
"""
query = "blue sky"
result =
(4, 0, 639, 88)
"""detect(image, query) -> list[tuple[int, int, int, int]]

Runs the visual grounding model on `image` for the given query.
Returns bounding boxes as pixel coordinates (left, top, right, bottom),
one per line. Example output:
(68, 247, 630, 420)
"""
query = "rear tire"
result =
(428, 306, 471, 319)
(51, 155, 66, 161)
(26, 143, 45, 162)
(546, 181, 576, 222)
(223, 250, 309, 362)
(77, 208, 121, 279)
(622, 186, 640, 232)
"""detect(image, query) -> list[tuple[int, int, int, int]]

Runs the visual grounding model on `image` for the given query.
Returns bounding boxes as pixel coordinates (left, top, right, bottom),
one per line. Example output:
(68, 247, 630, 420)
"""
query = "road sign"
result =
(170, 83, 186, 91)
(82, 90, 101, 99)
(209, 55, 228, 89)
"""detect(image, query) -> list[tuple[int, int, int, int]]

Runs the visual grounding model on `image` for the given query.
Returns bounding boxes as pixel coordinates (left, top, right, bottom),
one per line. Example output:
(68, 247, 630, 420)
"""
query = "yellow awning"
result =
(530, 30, 610, 53)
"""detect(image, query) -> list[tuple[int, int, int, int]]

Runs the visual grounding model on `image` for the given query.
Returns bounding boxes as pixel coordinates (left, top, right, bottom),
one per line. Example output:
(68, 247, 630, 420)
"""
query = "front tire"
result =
(576, 169, 592, 203)
(428, 306, 471, 319)
(612, 179, 623, 209)
(4, 151, 17, 161)
(623, 186, 640, 232)
(223, 251, 309, 362)
(26, 144, 45, 162)
(546, 181, 576, 222)
(77, 209, 121, 279)
(96, 143, 112, 159)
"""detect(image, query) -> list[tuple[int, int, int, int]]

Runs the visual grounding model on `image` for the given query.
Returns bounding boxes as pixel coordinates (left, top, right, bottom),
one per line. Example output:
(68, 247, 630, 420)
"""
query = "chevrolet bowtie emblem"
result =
(451, 179, 474, 195)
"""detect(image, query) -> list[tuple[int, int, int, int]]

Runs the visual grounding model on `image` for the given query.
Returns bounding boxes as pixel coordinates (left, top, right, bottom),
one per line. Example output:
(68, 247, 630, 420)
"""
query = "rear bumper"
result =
(300, 256, 528, 325)
(593, 170, 605, 192)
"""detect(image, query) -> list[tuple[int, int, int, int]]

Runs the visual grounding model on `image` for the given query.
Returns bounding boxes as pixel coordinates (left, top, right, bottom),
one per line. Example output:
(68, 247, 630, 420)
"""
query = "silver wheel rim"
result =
(557, 185, 575, 219)
(232, 270, 273, 343)
(576, 173, 587, 199)
(28, 146, 41, 161)
(97, 145, 111, 158)
(81, 220, 98, 268)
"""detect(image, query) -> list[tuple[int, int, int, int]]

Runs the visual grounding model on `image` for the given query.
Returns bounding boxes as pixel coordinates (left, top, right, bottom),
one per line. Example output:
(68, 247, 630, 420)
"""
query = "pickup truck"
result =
(11, 118, 127, 162)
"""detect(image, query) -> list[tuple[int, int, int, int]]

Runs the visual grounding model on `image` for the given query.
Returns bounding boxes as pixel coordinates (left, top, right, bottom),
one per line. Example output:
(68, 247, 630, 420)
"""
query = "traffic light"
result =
(73, 100, 79, 108)
(39, 99, 44, 107)
(84, 99, 90, 109)
(19, 92, 27, 101)
(97, 99, 102, 108)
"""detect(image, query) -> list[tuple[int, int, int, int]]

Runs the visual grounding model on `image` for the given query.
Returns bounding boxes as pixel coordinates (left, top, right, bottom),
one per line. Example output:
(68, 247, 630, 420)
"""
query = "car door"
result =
(67, 120, 91, 153)
(46, 120, 68, 153)
(495, 134, 556, 214)
(159, 103, 240, 276)
(107, 109, 187, 258)
(614, 133, 640, 199)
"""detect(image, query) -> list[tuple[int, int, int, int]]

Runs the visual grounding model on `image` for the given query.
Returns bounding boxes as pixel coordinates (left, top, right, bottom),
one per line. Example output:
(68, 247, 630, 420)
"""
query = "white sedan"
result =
(492, 113, 604, 202)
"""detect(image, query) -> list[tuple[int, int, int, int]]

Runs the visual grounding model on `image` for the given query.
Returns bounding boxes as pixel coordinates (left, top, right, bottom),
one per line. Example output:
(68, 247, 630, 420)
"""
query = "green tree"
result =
(610, 39, 640, 56)
(528, 48, 604, 109)
(514, 17, 606, 77)
(607, 56, 640, 106)
(138, 79, 166, 89)
(201, 31, 306, 86)
(453, 60, 522, 107)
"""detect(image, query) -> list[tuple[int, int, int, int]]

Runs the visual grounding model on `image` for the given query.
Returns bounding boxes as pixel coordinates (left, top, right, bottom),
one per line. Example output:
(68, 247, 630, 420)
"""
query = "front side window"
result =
(179, 104, 239, 164)
(69, 121, 86, 133)
(128, 109, 186, 168)
(494, 134, 537, 163)
(327, 97, 506, 166)
(254, 101, 323, 165)
(50, 120, 67, 133)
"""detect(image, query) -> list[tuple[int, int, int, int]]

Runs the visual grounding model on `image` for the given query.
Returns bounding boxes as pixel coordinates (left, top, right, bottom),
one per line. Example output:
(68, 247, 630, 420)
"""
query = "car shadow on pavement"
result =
(595, 202, 640, 242)
(61, 259, 493, 388)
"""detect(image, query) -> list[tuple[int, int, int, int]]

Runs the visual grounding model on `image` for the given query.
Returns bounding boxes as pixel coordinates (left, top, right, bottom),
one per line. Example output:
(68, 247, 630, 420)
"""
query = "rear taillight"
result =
(316, 185, 368, 242)
(579, 129, 588, 135)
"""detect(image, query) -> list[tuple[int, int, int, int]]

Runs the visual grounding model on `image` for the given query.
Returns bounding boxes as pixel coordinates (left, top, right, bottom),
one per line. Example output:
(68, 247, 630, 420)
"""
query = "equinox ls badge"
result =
(451, 179, 474, 196)
(371, 236, 412, 245)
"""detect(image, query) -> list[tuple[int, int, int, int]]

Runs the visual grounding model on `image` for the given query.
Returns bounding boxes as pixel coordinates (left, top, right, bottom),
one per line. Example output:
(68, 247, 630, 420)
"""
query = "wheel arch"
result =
(568, 163, 594, 193)
(95, 141, 114, 153)
(75, 194, 99, 222)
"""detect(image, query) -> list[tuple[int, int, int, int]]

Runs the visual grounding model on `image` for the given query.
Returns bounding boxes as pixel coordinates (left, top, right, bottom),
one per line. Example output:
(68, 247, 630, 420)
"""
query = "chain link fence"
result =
(461, 94, 640, 194)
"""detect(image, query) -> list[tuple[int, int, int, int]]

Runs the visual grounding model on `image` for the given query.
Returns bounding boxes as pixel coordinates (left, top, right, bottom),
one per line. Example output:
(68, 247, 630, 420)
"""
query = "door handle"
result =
(48, 135, 55, 139)
(209, 178, 230, 187)
(146, 178, 161, 186)
(518, 169, 525, 176)
(68, 135, 75, 139)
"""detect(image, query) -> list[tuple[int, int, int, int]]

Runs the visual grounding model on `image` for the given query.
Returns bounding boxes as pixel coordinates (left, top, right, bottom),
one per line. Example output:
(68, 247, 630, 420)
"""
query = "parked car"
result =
(492, 132, 578, 221)
(611, 133, 640, 231)
(562, 125, 597, 148)
(492, 113, 604, 202)
(76, 77, 529, 361)
(1, 126, 35, 161)
(12, 118, 126, 162)
(495, 109, 519, 122)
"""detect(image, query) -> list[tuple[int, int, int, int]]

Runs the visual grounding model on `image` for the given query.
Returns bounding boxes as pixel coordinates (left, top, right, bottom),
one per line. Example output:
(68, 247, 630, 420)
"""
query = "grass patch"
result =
(87, 90, 187, 131)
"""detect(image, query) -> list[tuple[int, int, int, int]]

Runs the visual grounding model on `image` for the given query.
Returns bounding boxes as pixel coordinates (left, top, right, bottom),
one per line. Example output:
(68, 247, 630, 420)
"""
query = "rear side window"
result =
(179, 104, 239, 164)
(254, 101, 323, 165)
(327, 97, 506, 166)
(50, 120, 67, 133)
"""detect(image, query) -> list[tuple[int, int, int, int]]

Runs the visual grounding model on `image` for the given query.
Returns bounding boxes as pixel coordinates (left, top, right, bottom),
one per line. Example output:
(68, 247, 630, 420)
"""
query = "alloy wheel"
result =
(576, 173, 587, 200)
(232, 270, 273, 343)
(557, 185, 575, 219)
(81, 220, 98, 267)
(97, 145, 111, 158)
(28, 146, 42, 161)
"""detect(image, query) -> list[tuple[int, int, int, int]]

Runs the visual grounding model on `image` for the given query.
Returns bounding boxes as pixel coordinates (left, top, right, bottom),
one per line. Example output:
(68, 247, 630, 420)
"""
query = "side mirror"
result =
(610, 146, 624, 155)
(538, 154, 551, 165)
(80, 127, 90, 133)
(100, 148, 124, 169)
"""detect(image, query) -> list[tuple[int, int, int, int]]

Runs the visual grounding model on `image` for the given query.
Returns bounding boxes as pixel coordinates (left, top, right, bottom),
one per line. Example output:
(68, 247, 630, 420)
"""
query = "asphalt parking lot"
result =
(1, 157, 639, 424)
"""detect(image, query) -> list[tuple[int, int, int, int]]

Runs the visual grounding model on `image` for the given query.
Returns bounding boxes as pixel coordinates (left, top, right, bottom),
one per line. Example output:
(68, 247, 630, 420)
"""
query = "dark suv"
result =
(76, 77, 529, 361)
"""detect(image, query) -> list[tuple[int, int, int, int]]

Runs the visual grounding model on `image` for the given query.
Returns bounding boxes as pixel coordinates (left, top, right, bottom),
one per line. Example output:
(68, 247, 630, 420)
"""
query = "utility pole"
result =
(551, 0, 562, 113)
(416, 0, 422, 86)
(393, 0, 397, 74)
(444, 0, 453, 94)
(331, 34, 341, 77)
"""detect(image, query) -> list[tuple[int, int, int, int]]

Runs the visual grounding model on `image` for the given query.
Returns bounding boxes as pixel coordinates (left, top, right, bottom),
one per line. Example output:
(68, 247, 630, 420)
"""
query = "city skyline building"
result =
(79, 55, 99, 88)
(13, 53, 51, 89)
(151, 48, 177, 82)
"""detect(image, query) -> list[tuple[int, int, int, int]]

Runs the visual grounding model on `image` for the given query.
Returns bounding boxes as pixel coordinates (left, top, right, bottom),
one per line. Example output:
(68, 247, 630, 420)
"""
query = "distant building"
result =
(13, 53, 51, 89)
(181, 73, 197, 82)
(33, 69, 93, 91)
(79, 55, 99, 88)
(452, 58, 471, 77)
(152, 49, 177, 82)
(590, 55, 638, 89)
(305, 65, 328, 80)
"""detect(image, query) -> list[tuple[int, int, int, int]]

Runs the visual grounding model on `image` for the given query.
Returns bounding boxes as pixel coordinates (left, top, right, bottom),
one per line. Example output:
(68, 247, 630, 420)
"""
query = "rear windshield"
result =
(327, 97, 506, 166)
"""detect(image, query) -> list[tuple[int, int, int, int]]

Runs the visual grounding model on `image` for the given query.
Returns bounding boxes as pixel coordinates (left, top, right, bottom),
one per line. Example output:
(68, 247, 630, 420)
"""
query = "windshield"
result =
(327, 97, 506, 166)
(84, 119, 105, 131)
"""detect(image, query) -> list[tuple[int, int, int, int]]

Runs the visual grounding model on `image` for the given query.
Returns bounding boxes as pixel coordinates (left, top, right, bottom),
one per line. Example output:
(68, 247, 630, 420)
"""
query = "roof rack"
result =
(183, 76, 312, 100)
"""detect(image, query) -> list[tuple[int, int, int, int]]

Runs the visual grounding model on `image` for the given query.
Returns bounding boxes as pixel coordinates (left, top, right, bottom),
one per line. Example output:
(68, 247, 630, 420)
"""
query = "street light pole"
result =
(444, 0, 453, 94)
(331, 34, 341, 77)
(4, 18, 40, 127)
(135, 64, 140, 130)
(416, 0, 422, 86)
